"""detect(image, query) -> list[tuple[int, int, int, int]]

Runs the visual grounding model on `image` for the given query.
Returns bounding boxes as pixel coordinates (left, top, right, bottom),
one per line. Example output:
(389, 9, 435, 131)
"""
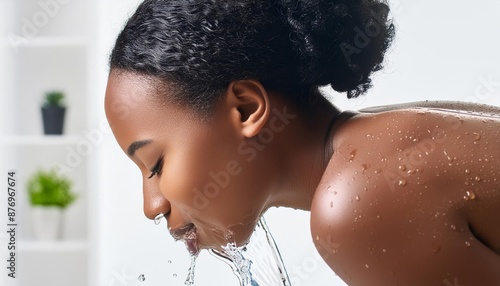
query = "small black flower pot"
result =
(41, 106, 66, 135)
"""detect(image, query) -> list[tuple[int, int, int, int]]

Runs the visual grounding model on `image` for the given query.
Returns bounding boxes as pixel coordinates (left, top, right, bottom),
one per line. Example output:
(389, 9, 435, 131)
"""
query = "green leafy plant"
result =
(43, 91, 65, 107)
(27, 169, 77, 208)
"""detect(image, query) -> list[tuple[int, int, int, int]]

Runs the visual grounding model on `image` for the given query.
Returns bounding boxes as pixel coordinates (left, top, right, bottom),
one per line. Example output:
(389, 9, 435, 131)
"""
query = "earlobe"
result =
(227, 80, 270, 138)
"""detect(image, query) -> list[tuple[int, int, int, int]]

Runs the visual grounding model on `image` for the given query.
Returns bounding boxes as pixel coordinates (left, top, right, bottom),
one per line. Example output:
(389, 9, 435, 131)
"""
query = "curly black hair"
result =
(110, 0, 395, 113)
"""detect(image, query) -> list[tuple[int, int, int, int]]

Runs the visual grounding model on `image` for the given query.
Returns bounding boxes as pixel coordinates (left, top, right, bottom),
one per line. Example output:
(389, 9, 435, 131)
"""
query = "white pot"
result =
(31, 206, 63, 241)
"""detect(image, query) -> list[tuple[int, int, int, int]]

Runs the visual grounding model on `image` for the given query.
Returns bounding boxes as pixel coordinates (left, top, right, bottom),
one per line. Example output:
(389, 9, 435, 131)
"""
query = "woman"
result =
(104, 0, 500, 285)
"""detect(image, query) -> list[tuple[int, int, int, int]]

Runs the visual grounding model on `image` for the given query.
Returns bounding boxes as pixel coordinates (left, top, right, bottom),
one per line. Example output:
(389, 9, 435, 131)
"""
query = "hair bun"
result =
(279, 0, 395, 98)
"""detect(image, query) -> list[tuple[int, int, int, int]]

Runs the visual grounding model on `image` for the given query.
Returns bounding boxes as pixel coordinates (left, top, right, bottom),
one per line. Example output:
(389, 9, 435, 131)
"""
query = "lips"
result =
(170, 223, 199, 256)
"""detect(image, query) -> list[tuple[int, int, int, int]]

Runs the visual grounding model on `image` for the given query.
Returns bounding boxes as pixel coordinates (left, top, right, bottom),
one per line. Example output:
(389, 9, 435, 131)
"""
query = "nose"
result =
(143, 178, 171, 220)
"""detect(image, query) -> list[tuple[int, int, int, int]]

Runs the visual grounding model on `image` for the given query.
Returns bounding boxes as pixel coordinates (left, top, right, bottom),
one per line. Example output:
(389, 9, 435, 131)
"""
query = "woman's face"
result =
(104, 71, 272, 254)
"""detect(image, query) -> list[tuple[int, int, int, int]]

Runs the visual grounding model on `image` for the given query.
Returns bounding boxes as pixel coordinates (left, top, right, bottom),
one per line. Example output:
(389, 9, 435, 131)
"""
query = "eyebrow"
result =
(127, 139, 153, 157)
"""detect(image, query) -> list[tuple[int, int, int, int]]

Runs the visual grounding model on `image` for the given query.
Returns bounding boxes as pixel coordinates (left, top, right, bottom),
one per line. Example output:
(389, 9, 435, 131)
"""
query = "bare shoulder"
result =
(310, 106, 500, 285)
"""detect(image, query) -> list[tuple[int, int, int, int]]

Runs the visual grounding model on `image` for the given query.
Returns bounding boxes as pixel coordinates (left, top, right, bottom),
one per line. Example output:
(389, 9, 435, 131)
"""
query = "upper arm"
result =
(313, 197, 500, 286)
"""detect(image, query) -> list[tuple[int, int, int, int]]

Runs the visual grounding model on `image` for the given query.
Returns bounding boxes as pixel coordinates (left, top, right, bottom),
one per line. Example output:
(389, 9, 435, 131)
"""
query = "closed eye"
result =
(148, 156, 164, 179)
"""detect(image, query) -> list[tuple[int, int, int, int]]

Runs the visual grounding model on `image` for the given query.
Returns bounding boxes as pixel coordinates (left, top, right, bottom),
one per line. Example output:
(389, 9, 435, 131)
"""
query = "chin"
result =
(197, 222, 255, 252)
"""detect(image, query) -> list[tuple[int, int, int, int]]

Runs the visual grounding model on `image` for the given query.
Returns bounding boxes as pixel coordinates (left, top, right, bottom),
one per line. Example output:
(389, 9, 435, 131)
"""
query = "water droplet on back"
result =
(138, 274, 146, 282)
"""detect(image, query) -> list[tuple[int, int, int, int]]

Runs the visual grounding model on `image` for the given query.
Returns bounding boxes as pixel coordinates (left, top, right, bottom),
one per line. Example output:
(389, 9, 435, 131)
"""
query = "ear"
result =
(225, 80, 270, 138)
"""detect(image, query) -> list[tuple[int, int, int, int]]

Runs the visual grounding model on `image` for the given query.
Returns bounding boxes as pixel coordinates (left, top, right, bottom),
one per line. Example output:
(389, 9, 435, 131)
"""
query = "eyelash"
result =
(147, 156, 164, 179)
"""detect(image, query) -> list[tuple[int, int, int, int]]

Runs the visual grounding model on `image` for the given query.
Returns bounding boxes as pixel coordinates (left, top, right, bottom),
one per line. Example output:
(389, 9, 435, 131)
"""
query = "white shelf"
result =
(1, 36, 87, 49)
(1, 134, 83, 146)
(18, 240, 87, 252)
(1, 1, 95, 285)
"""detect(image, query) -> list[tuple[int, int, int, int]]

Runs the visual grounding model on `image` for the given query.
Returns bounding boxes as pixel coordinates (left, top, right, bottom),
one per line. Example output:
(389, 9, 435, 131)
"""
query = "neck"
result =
(265, 95, 342, 211)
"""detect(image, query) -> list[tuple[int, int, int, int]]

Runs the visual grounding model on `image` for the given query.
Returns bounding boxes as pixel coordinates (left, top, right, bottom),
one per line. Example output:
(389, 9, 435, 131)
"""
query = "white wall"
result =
(94, 1, 500, 286)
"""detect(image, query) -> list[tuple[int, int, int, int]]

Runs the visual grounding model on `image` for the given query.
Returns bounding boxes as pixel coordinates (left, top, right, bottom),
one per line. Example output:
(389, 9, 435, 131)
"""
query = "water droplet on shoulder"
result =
(398, 179, 407, 186)
(349, 149, 357, 162)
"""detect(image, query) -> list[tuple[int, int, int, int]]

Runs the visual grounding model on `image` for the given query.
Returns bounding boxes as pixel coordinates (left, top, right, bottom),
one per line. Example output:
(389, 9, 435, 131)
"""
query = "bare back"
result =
(311, 101, 500, 286)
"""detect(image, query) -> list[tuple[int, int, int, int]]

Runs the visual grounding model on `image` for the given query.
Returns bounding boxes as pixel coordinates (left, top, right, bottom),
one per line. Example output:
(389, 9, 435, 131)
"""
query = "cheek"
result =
(162, 130, 267, 230)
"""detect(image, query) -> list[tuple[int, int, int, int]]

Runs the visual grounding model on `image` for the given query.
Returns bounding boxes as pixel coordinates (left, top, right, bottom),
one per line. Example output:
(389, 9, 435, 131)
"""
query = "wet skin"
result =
(312, 103, 500, 285)
(105, 70, 500, 284)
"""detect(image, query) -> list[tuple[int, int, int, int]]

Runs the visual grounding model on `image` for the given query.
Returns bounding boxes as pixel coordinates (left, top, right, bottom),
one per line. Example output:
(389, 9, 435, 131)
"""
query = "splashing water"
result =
(209, 217, 291, 286)
(184, 254, 198, 285)
(154, 213, 164, 225)
(137, 274, 146, 282)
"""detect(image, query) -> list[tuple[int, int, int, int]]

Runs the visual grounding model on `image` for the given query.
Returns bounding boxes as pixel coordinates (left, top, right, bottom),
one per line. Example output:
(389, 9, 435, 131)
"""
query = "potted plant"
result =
(41, 90, 66, 135)
(26, 169, 77, 240)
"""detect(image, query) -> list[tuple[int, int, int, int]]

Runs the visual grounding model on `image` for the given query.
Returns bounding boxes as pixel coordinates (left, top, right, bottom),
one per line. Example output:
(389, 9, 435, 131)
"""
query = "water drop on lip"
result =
(154, 213, 164, 225)
(138, 274, 146, 282)
(465, 241, 471, 247)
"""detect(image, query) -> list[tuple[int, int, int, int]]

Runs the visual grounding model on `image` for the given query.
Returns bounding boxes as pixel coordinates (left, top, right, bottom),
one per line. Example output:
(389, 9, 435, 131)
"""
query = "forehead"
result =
(104, 70, 192, 151)
(105, 71, 161, 135)
(105, 70, 160, 108)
